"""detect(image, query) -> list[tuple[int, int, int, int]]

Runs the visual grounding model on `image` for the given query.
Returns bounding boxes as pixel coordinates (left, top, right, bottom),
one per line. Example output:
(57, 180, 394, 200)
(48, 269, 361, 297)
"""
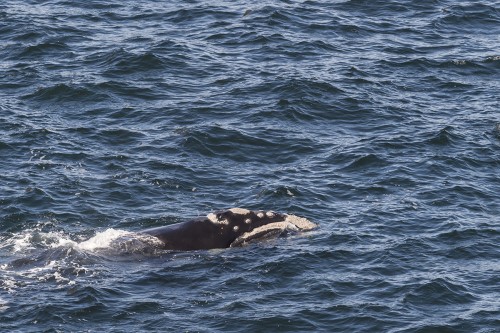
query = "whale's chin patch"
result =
(230, 221, 298, 247)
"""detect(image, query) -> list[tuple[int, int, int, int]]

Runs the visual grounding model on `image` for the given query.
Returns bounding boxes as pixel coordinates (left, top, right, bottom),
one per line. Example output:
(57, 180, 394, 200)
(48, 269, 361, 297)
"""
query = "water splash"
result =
(0, 228, 165, 294)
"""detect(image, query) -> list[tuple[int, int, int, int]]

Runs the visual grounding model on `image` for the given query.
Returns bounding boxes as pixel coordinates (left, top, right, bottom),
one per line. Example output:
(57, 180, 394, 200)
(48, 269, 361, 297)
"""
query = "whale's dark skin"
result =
(140, 208, 316, 251)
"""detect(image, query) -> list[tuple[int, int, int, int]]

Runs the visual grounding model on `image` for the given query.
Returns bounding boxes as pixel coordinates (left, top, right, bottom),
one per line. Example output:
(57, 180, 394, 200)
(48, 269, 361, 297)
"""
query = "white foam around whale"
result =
(5, 228, 162, 254)
(77, 229, 134, 251)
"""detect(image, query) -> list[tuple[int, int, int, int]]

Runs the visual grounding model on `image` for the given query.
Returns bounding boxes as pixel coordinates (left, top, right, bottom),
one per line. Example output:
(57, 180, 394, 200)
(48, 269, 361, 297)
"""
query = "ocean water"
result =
(1, 0, 499, 332)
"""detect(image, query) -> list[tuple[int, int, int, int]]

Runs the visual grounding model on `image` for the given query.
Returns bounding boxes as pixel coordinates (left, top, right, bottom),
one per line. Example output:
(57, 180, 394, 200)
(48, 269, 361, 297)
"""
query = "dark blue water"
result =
(1, 0, 499, 332)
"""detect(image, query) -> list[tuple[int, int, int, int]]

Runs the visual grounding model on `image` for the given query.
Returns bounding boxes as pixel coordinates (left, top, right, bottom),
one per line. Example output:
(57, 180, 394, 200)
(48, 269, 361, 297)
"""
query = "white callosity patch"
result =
(230, 222, 299, 247)
(207, 213, 229, 225)
(262, 221, 298, 232)
(207, 213, 218, 223)
(285, 214, 317, 230)
(228, 208, 251, 215)
(208, 208, 317, 230)
(233, 226, 239, 232)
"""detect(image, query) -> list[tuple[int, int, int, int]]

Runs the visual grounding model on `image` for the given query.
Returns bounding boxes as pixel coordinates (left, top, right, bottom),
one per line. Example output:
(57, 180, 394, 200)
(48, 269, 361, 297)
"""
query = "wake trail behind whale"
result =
(3, 228, 163, 255)
(1, 228, 166, 294)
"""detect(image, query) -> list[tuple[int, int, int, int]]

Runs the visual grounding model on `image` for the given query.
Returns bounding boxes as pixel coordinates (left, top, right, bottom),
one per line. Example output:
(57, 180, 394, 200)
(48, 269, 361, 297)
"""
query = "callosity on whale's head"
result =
(205, 207, 317, 247)
(206, 207, 316, 229)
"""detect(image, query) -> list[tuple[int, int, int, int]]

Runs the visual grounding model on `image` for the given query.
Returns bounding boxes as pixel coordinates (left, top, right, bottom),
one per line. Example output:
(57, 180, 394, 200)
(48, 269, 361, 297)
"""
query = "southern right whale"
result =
(141, 208, 316, 251)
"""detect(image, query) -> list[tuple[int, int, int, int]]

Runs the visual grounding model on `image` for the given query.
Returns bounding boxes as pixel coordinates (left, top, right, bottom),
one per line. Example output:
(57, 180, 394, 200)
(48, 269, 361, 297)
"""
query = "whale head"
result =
(206, 208, 317, 247)
(142, 208, 316, 250)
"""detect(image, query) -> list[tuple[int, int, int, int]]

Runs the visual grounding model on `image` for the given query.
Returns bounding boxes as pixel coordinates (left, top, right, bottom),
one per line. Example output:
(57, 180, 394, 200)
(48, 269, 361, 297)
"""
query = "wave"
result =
(22, 83, 110, 103)
(433, 3, 500, 32)
(179, 124, 317, 163)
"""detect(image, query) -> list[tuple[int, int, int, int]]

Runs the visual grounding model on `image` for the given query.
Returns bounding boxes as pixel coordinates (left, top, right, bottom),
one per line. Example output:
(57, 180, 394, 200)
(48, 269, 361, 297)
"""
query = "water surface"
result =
(1, 1, 499, 332)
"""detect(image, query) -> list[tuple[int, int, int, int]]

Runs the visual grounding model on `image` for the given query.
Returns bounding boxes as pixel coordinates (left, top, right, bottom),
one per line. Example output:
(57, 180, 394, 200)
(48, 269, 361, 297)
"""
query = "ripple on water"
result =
(22, 83, 110, 103)
(0, 0, 499, 332)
